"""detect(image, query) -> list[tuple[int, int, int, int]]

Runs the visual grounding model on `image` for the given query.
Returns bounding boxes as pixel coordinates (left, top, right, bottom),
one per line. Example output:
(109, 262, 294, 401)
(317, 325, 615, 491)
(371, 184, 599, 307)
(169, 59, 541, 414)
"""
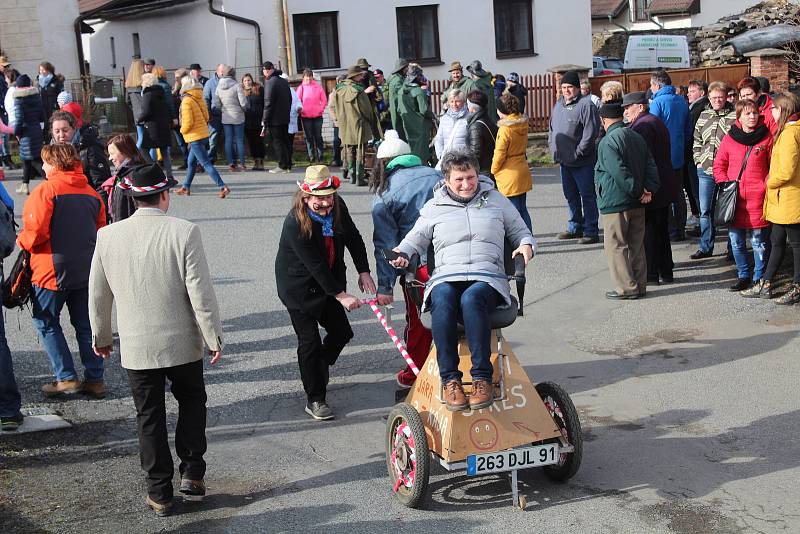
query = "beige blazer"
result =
(89, 208, 223, 370)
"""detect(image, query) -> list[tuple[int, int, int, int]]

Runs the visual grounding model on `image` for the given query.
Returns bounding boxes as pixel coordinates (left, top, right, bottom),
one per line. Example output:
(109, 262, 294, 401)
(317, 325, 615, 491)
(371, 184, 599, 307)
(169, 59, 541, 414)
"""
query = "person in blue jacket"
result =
(649, 69, 692, 241)
(0, 183, 22, 430)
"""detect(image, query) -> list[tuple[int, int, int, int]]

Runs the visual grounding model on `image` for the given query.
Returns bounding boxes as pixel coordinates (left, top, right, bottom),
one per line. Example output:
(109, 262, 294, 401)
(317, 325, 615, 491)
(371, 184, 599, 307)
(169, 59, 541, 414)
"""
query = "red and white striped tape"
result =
(362, 299, 420, 376)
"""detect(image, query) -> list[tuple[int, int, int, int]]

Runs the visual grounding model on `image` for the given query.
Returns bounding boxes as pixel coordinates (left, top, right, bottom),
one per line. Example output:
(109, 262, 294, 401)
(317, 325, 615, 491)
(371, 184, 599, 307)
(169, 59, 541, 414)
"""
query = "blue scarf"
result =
(307, 208, 334, 236)
(38, 73, 53, 89)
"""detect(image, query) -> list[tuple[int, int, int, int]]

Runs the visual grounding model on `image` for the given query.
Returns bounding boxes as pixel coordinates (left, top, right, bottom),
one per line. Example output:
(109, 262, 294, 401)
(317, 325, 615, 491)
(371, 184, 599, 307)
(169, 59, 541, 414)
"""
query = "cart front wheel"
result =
(536, 381, 583, 482)
(386, 402, 430, 508)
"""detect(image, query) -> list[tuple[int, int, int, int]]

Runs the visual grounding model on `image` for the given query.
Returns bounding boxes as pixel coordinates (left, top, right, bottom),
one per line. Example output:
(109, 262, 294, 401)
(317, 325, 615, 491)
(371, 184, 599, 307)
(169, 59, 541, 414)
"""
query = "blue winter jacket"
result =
(649, 85, 691, 169)
(371, 156, 442, 294)
(13, 87, 44, 161)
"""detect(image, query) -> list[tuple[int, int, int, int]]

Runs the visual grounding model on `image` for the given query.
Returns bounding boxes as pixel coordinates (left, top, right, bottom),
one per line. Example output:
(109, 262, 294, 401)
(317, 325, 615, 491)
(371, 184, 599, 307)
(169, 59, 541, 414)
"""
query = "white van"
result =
(624, 35, 690, 70)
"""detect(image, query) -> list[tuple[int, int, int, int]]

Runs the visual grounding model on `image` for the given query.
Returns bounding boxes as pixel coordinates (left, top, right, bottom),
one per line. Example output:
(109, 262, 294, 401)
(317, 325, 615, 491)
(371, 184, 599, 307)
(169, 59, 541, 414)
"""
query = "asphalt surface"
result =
(1, 165, 798, 534)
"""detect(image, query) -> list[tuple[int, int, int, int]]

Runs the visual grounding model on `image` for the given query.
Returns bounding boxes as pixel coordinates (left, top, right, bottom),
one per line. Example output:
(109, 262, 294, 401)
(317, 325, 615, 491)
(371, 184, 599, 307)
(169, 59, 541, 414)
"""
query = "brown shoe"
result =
(41, 380, 83, 397)
(179, 478, 206, 501)
(174, 186, 190, 196)
(145, 495, 173, 517)
(218, 186, 230, 198)
(469, 379, 494, 410)
(81, 381, 106, 399)
(443, 380, 468, 411)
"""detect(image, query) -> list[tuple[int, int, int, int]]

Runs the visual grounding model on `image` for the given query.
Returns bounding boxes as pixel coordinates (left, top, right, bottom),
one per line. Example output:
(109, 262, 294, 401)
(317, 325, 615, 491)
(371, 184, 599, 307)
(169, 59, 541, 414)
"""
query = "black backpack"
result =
(0, 204, 16, 259)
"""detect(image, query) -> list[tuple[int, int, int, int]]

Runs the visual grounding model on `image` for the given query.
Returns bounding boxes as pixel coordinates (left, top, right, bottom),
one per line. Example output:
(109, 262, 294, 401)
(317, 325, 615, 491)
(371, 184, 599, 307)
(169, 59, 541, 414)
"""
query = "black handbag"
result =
(713, 146, 753, 227)
(2, 249, 32, 309)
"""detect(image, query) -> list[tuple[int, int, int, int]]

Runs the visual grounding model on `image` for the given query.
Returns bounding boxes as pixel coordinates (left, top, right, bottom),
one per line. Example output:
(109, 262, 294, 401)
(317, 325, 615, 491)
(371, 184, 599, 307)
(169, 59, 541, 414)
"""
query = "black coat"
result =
(13, 87, 44, 160)
(75, 124, 112, 189)
(139, 86, 173, 149)
(629, 112, 677, 209)
(111, 163, 137, 223)
(466, 109, 498, 174)
(262, 73, 291, 127)
(275, 198, 370, 317)
(508, 84, 527, 116)
(245, 88, 264, 130)
(37, 74, 63, 123)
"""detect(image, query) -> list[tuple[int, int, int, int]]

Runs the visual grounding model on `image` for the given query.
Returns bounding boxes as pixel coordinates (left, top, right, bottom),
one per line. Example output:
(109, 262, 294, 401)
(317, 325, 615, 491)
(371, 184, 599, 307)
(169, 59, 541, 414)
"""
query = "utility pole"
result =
(275, 0, 289, 71)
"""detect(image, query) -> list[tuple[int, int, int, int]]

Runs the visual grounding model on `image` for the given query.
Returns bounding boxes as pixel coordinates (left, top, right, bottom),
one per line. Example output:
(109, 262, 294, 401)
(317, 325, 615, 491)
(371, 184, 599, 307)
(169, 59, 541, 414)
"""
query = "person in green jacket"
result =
(387, 58, 408, 141)
(595, 101, 660, 301)
(440, 61, 468, 110)
(397, 65, 434, 164)
(463, 60, 497, 121)
(332, 66, 375, 185)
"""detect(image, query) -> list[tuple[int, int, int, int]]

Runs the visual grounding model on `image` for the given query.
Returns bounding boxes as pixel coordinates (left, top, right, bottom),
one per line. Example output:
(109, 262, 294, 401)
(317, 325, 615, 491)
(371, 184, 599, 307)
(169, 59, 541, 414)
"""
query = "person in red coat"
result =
(737, 77, 777, 136)
(713, 98, 773, 291)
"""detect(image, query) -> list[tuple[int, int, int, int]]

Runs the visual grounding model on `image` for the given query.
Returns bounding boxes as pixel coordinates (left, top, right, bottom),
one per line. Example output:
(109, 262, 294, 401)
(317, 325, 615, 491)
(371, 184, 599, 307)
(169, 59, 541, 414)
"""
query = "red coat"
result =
(713, 124, 772, 229)
(760, 93, 778, 136)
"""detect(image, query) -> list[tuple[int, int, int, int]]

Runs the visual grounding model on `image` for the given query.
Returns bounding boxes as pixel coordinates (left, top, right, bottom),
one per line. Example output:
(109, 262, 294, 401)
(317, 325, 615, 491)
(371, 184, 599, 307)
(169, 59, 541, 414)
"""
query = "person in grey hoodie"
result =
(213, 66, 248, 171)
(390, 149, 534, 412)
(548, 70, 601, 244)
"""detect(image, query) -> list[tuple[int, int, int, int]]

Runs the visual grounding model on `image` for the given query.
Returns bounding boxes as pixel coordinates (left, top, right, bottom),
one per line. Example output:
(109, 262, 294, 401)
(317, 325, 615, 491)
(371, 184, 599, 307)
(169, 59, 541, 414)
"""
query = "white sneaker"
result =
(268, 167, 282, 174)
(15, 183, 29, 195)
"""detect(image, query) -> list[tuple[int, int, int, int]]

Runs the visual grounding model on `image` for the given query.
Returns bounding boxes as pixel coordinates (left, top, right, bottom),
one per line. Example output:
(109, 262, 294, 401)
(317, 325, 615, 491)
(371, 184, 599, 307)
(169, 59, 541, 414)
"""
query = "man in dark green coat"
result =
(333, 66, 375, 185)
(387, 58, 408, 140)
(397, 65, 434, 164)
(440, 61, 468, 109)
(595, 101, 660, 301)
(463, 60, 497, 121)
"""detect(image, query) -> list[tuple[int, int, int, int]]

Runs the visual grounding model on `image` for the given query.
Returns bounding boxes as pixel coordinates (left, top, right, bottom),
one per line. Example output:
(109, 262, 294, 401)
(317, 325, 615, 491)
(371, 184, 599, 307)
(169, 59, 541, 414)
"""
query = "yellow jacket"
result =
(764, 121, 800, 225)
(491, 114, 531, 197)
(179, 88, 210, 143)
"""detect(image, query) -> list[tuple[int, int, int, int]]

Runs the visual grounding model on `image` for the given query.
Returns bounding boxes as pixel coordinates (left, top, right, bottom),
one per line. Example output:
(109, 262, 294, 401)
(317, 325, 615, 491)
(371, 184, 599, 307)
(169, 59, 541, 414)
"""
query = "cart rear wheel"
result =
(386, 403, 430, 508)
(536, 382, 582, 482)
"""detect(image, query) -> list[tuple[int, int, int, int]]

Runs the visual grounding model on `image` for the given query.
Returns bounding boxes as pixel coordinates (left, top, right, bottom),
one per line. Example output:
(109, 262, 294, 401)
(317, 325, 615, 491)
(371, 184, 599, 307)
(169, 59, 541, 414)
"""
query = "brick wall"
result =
(749, 53, 789, 93)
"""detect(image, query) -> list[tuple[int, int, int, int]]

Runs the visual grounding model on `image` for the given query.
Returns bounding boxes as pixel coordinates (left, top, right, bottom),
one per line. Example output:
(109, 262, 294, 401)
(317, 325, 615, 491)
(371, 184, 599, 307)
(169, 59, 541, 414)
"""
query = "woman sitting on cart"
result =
(390, 150, 535, 412)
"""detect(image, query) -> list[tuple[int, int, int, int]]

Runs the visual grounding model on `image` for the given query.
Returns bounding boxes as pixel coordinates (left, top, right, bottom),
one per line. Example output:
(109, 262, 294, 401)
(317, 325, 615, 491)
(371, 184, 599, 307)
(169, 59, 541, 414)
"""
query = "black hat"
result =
(598, 100, 624, 119)
(466, 60, 488, 77)
(189, 63, 202, 71)
(144, 58, 156, 66)
(15, 74, 30, 87)
(622, 91, 648, 107)
(560, 70, 580, 88)
(392, 58, 409, 74)
(262, 61, 275, 71)
(122, 164, 177, 197)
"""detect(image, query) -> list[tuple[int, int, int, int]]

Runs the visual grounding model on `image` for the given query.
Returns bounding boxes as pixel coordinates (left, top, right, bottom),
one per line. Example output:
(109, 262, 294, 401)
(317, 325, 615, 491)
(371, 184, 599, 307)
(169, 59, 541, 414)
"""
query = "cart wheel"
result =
(536, 382, 583, 482)
(386, 403, 430, 508)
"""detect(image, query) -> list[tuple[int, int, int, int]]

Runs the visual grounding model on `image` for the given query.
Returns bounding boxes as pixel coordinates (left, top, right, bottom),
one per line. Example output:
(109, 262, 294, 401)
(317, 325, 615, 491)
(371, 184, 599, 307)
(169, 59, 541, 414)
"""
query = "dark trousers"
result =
(287, 298, 353, 403)
(684, 164, 700, 215)
(22, 158, 43, 184)
(126, 360, 208, 503)
(332, 126, 342, 164)
(764, 223, 800, 283)
(301, 117, 324, 159)
(245, 127, 265, 159)
(645, 206, 674, 280)
(269, 124, 292, 170)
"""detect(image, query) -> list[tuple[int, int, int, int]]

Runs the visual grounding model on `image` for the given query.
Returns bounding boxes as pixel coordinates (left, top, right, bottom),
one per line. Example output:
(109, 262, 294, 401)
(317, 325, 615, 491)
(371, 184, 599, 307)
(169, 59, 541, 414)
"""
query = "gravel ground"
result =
(1, 165, 798, 534)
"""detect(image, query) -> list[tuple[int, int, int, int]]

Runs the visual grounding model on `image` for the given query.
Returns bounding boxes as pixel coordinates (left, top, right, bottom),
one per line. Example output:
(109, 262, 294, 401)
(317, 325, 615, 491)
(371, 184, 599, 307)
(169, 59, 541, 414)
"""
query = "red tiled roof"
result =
(592, 0, 629, 19)
(648, 0, 701, 16)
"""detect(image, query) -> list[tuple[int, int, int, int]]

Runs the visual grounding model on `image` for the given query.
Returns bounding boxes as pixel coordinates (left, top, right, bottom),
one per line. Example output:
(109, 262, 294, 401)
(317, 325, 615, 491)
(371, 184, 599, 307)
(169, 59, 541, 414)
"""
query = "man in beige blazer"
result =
(88, 164, 223, 517)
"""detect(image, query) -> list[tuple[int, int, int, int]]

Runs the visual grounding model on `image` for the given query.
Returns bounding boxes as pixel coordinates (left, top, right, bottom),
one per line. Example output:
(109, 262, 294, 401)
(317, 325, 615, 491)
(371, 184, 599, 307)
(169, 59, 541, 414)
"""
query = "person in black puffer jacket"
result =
(13, 74, 45, 194)
(36, 62, 64, 143)
(49, 110, 111, 190)
(465, 90, 498, 177)
(140, 73, 175, 179)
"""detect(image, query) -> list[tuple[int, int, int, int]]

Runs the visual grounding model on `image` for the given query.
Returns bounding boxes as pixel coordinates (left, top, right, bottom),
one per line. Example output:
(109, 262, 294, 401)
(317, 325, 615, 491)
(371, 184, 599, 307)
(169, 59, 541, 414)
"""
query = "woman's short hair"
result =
(50, 110, 77, 129)
(441, 149, 479, 179)
(735, 98, 759, 119)
(303, 68, 313, 78)
(174, 68, 188, 80)
(41, 144, 81, 171)
(141, 73, 158, 88)
(737, 76, 761, 94)
(600, 81, 623, 102)
(449, 89, 465, 102)
(107, 134, 141, 162)
(496, 92, 520, 115)
(152, 65, 167, 79)
(466, 89, 487, 108)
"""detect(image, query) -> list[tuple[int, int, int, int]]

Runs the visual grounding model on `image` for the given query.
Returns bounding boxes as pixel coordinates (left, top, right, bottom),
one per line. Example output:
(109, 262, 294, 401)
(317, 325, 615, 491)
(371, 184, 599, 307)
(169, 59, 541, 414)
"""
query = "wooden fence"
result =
(589, 64, 751, 96)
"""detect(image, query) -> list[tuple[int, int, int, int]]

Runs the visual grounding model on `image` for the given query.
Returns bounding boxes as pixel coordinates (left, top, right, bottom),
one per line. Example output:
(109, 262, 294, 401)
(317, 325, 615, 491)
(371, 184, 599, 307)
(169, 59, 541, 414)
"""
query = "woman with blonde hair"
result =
(742, 92, 800, 304)
(125, 59, 146, 148)
(600, 80, 623, 103)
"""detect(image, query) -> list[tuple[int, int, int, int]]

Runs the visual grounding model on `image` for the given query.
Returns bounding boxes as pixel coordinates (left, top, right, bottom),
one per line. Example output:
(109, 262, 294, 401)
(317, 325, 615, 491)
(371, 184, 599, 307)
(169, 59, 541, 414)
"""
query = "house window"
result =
(132, 32, 141, 59)
(633, 0, 650, 21)
(294, 12, 340, 70)
(493, 0, 535, 58)
(110, 36, 116, 68)
(396, 5, 441, 65)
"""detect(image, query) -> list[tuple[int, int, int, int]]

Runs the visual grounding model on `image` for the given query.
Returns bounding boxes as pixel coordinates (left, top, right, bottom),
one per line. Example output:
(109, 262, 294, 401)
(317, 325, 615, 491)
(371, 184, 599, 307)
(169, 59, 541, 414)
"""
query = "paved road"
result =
(1, 166, 798, 534)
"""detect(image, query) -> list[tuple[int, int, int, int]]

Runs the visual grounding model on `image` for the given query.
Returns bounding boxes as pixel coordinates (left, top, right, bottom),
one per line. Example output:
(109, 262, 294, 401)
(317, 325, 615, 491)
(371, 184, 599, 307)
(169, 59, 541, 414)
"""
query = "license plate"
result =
(466, 444, 559, 476)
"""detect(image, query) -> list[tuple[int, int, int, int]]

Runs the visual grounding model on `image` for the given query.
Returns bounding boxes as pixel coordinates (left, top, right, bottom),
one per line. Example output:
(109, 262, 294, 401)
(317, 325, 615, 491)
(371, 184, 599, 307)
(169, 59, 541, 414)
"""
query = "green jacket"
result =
(594, 122, 660, 214)
(387, 73, 406, 140)
(440, 77, 469, 105)
(463, 74, 497, 121)
(397, 82, 434, 163)
(333, 79, 372, 146)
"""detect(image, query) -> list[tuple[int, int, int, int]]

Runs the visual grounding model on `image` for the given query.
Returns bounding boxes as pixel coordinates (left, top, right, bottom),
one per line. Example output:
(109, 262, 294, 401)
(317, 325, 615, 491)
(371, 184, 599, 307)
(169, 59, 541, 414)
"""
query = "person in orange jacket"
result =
(17, 143, 107, 398)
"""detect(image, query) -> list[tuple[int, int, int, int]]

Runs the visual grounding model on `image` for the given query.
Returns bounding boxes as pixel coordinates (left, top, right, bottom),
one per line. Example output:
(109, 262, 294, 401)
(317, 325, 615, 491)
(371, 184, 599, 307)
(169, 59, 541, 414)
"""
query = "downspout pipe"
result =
(208, 0, 263, 71)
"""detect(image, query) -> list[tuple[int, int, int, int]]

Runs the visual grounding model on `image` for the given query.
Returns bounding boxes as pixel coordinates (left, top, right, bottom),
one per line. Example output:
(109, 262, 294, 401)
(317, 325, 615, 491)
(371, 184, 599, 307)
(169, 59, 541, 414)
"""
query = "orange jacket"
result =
(17, 165, 106, 291)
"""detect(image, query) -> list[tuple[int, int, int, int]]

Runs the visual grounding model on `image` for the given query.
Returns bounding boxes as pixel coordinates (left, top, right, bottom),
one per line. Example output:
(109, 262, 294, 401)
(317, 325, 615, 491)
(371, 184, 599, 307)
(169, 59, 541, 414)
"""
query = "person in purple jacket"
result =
(648, 69, 692, 242)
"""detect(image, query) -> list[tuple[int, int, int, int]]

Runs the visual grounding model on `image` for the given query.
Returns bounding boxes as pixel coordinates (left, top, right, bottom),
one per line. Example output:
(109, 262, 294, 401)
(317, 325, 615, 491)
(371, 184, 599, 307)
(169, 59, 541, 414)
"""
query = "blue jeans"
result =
(0, 134, 8, 157)
(173, 130, 189, 161)
(184, 140, 226, 189)
(698, 168, 716, 253)
(136, 124, 145, 149)
(430, 281, 499, 384)
(507, 193, 532, 232)
(223, 123, 245, 166)
(0, 286, 21, 417)
(560, 163, 598, 237)
(31, 285, 103, 383)
(149, 147, 173, 178)
(729, 227, 771, 281)
(207, 117, 221, 161)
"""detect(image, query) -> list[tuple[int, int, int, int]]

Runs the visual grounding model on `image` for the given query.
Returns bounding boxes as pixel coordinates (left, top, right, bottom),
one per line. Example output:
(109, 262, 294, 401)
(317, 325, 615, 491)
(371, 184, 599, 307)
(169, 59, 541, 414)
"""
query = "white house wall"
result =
(690, 0, 764, 27)
(87, 0, 591, 79)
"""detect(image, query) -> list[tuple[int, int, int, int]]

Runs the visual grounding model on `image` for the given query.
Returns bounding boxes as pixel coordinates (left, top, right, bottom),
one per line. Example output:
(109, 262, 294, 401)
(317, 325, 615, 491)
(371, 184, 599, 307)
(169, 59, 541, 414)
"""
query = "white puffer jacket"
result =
(213, 77, 247, 125)
(397, 177, 535, 309)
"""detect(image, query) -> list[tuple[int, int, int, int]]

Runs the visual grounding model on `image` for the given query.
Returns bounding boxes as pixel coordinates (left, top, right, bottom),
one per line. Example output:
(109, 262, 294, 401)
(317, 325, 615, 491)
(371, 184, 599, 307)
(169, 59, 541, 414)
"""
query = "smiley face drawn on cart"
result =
(469, 419, 499, 450)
